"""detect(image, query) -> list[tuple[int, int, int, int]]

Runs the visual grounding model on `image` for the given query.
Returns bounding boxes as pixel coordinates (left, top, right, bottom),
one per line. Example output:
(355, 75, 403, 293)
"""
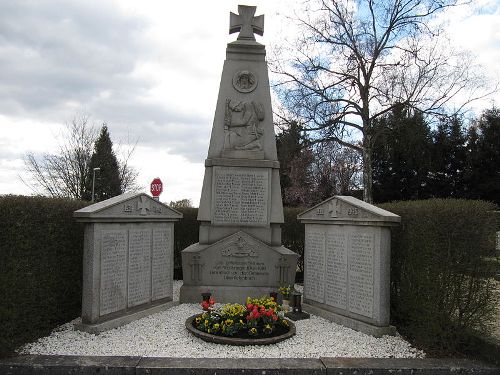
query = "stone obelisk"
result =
(180, 5, 298, 303)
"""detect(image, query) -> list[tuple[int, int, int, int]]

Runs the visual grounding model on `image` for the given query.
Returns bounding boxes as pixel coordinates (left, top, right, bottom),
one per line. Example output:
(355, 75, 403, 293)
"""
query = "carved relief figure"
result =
(224, 99, 264, 151)
(232, 70, 257, 93)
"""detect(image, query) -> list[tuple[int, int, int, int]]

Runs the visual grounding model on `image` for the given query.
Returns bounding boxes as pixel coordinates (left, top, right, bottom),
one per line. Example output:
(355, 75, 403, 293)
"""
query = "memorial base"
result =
(180, 233, 299, 304)
(285, 311, 311, 321)
(302, 302, 396, 338)
(76, 300, 178, 334)
(180, 285, 279, 304)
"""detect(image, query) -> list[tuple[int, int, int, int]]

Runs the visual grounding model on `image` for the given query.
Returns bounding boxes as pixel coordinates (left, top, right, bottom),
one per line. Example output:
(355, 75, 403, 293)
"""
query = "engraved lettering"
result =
(304, 230, 325, 303)
(212, 168, 268, 225)
(128, 229, 151, 307)
(100, 230, 127, 315)
(325, 229, 348, 309)
(152, 228, 172, 300)
(348, 232, 374, 317)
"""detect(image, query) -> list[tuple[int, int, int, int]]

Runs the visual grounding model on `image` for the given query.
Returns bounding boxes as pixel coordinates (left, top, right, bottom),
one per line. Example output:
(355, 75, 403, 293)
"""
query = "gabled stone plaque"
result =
(74, 192, 181, 221)
(298, 196, 400, 337)
(74, 193, 182, 333)
(181, 231, 297, 303)
(298, 195, 400, 224)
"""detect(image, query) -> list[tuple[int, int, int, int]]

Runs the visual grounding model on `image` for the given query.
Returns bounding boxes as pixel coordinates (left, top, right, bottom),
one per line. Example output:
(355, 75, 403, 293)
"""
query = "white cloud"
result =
(0, 0, 499, 204)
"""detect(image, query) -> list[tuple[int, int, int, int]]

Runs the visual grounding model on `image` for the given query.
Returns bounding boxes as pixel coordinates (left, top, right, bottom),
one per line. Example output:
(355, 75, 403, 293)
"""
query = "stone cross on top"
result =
(229, 5, 264, 41)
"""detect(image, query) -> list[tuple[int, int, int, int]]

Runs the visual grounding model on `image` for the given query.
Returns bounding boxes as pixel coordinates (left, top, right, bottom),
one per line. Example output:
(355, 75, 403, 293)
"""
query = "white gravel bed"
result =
(19, 281, 424, 358)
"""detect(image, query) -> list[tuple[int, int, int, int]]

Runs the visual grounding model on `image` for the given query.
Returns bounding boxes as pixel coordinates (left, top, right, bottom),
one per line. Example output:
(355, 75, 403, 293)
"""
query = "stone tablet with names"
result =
(100, 229, 127, 315)
(212, 167, 269, 226)
(348, 232, 374, 317)
(325, 228, 347, 309)
(298, 196, 400, 337)
(128, 229, 151, 307)
(304, 230, 325, 303)
(152, 228, 172, 300)
(74, 193, 182, 333)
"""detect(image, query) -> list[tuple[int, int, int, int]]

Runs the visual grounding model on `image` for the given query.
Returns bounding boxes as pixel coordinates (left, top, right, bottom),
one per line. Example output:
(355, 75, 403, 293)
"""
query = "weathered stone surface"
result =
(320, 357, 500, 375)
(180, 5, 298, 303)
(137, 357, 326, 375)
(1, 356, 498, 375)
(0, 355, 140, 375)
(298, 196, 400, 336)
(74, 193, 182, 332)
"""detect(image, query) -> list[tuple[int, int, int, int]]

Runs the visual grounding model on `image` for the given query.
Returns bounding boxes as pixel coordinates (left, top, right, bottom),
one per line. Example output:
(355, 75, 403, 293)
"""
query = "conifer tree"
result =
(372, 105, 433, 203)
(466, 108, 500, 205)
(428, 115, 468, 198)
(84, 125, 122, 202)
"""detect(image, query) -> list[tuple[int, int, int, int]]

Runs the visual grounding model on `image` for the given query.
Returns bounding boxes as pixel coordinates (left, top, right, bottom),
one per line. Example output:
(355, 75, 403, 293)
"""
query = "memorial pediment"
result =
(203, 230, 274, 256)
(74, 193, 183, 222)
(298, 196, 400, 225)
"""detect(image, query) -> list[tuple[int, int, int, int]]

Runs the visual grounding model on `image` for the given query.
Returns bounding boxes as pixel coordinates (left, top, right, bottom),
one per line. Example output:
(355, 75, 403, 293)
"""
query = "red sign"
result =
(150, 177, 163, 197)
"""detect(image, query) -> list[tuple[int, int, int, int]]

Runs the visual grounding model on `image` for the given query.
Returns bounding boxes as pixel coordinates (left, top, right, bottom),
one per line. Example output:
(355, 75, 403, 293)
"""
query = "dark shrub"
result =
(282, 207, 305, 272)
(0, 195, 87, 358)
(380, 199, 499, 352)
(173, 207, 199, 277)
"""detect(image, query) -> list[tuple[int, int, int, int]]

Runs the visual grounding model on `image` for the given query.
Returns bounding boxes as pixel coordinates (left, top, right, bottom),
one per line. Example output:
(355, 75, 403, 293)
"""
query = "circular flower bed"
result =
(185, 296, 296, 345)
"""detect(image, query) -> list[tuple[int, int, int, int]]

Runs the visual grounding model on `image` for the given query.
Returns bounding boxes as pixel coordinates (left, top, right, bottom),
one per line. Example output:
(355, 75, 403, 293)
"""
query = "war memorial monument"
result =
(179, 5, 299, 303)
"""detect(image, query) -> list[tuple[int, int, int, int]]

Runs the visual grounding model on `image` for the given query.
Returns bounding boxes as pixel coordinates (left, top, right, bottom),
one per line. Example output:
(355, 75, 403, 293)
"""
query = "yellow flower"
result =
(225, 319, 234, 326)
(249, 327, 258, 336)
(204, 320, 209, 325)
(195, 317, 201, 324)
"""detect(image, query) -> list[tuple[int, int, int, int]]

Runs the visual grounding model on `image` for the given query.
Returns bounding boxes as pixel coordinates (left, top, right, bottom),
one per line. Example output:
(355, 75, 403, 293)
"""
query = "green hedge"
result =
(173, 207, 199, 272)
(0, 195, 88, 358)
(380, 199, 499, 352)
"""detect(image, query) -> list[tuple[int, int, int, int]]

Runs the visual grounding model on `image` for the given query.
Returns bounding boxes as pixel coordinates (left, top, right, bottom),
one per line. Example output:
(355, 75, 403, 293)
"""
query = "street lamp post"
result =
(91, 167, 101, 203)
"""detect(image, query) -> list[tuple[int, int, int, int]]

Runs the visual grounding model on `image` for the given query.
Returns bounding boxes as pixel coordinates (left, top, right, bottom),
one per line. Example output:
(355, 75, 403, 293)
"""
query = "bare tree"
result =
(169, 199, 193, 209)
(115, 135, 140, 194)
(272, 0, 492, 203)
(23, 115, 140, 200)
(311, 141, 362, 198)
(23, 115, 97, 199)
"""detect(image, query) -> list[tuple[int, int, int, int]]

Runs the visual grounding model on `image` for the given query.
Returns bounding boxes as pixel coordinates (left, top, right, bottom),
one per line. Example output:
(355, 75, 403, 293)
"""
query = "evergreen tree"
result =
(84, 125, 122, 202)
(428, 115, 468, 198)
(276, 121, 311, 206)
(466, 108, 500, 205)
(372, 105, 433, 203)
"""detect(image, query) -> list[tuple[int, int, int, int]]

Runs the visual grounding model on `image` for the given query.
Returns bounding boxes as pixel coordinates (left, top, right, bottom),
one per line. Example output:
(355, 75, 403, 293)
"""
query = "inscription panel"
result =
(304, 229, 325, 303)
(325, 228, 348, 309)
(348, 232, 375, 318)
(100, 229, 127, 316)
(152, 227, 172, 300)
(208, 258, 270, 285)
(212, 168, 269, 226)
(128, 229, 151, 307)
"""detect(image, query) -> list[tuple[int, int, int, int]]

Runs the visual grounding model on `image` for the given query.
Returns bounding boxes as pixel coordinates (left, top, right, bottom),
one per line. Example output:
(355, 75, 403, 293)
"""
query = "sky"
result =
(1, 0, 499, 206)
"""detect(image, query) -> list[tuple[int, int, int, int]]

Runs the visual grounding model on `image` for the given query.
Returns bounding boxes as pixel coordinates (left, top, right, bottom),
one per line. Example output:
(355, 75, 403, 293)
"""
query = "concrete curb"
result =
(0, 356, 499, 375)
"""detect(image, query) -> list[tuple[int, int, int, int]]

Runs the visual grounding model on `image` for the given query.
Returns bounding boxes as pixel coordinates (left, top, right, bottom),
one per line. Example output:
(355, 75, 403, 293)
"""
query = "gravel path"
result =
(19, 281, 425, 358)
